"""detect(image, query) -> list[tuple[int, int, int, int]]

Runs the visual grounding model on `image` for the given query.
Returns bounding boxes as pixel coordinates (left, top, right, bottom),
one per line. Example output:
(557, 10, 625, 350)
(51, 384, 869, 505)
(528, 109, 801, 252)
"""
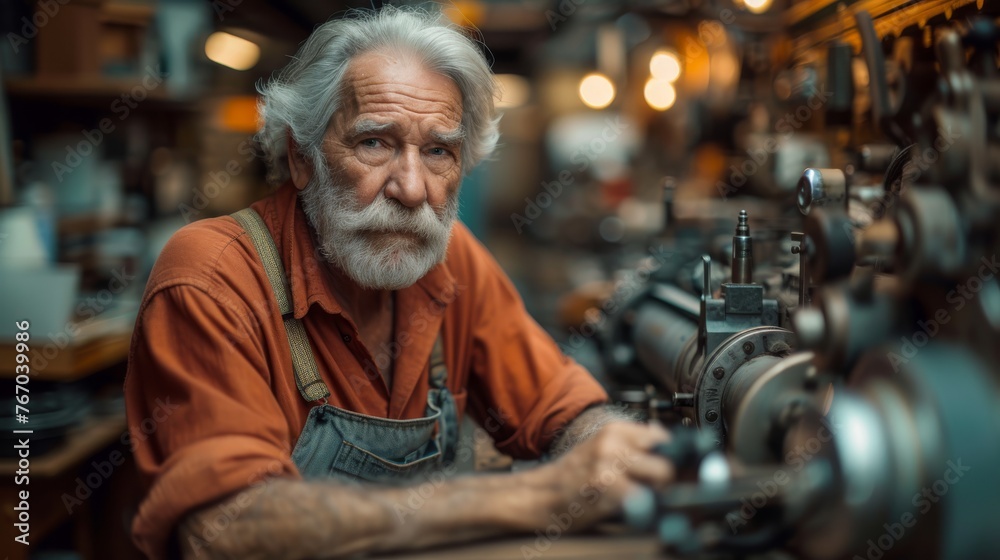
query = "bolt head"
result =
(706, 410, 719, 422)
(797, 168, 826, 215)
(742, 341, 755, 354)
(713, 367, 725, 379)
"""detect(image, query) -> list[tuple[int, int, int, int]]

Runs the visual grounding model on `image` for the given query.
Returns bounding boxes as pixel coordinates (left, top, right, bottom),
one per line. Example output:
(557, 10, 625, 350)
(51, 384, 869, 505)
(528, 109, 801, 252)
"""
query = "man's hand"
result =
(536, 422, 673, 529)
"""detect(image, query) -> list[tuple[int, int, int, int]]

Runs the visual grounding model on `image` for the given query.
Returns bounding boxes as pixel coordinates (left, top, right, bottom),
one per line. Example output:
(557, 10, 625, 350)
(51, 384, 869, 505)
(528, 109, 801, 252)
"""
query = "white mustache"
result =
(342, 194, 454, 244)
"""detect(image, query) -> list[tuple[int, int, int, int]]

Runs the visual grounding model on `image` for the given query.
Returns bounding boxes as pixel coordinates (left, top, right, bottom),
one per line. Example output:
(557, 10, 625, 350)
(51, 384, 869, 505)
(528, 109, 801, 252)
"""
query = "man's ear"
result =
(286, 132, 313, 191)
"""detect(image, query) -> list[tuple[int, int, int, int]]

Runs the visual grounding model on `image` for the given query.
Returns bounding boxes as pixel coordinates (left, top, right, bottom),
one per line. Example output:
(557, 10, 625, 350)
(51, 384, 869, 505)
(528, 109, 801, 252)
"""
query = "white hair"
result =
(256, 6, 500, 183)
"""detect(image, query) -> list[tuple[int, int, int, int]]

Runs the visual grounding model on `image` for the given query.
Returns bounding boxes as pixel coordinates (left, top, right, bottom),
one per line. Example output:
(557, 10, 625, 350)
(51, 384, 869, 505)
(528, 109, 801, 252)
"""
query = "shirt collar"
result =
(256, 182, 459, 320)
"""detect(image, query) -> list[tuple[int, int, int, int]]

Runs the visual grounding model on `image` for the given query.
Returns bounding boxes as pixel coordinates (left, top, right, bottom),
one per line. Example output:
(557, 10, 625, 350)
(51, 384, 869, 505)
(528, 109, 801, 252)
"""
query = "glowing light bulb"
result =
(644, 79, 677, 111)
(579, 73, 615, 109)
(744, 0, 773, 14)
(650, 50, 681, 82)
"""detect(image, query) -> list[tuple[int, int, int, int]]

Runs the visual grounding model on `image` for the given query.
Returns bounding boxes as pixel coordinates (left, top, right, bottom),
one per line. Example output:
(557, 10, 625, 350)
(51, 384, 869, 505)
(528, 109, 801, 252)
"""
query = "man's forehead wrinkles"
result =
(333, 53, 464, 144)
(351, 97, 462, 132)
(357, 103, 461, 124)
(353, 87, 461, 114)
(350, 72, 456, 95)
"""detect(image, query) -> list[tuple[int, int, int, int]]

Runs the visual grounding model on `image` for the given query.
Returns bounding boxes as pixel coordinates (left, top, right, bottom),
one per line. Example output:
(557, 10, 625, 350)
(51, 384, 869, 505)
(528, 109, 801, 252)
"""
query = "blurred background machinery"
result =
(568, 1, 1000, 559)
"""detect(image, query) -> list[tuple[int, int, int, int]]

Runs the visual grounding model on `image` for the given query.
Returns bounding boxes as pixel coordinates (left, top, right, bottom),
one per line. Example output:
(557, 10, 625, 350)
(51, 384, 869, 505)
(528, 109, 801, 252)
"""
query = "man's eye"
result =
(360, 138, 382, 148)
(428, 147, 449, 157)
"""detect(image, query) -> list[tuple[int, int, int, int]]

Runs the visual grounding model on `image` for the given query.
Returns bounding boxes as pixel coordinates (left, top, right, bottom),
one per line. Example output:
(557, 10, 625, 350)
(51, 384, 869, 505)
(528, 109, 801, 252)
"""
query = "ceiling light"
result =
(205, 31, 260, 71)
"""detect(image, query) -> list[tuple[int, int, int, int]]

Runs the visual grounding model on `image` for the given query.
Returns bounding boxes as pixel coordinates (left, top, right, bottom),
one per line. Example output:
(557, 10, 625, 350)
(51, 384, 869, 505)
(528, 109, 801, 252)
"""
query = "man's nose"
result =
(384, 147, 427, 208)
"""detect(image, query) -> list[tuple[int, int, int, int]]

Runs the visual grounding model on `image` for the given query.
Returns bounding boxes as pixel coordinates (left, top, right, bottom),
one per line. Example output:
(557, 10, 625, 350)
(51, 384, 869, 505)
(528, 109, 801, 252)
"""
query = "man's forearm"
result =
(179, 468, 559, 560)
(549, 405, 638, 456)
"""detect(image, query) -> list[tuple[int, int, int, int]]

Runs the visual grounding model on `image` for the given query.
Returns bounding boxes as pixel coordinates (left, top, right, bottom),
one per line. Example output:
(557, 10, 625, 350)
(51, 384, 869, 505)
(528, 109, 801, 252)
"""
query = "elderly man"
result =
(125, 7, 672, 559)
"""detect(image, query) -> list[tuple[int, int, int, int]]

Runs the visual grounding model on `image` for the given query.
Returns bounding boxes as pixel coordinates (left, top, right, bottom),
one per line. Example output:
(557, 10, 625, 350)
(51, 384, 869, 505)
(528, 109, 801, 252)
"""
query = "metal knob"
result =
(858, 144, 897, 172)
(672, 392, 695, 408)
(731, 210, 753, 284)
(793, 307, 826, 349)
(797, 168, 846, 215)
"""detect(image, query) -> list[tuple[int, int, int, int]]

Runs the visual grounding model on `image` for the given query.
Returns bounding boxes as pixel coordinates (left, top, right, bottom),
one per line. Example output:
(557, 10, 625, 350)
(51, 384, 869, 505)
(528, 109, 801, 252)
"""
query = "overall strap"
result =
(427, 333, 457, 464)
(428, 334, 448, 389)
(231, 208, 331, 403)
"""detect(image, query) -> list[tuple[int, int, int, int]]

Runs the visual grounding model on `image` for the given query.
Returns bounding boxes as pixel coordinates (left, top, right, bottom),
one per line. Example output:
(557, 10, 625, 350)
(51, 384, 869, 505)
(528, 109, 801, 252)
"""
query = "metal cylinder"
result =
(859, 144, 898, 172)
(789, 344, 1000, 560)
(721, 354, 784, 435)
(633, 298, 700, 392)
(826, 42, 854, 127)
(732, 210, 753, 284)
(798, 168, 847, 215)
(694, 327, 796, 445)
(799, 287, 900, 371)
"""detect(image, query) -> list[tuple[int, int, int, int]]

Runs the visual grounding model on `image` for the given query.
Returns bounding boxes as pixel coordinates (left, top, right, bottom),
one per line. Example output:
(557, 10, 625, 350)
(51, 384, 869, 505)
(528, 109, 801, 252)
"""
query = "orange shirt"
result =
(125, 181, 608, 558)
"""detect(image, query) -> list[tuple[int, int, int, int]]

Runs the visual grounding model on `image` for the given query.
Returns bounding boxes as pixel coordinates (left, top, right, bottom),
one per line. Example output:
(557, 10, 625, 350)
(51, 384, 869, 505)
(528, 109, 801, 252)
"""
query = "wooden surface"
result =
(0, 330, 132, 381)
(0, 413, 127, 477)
(374, 533, 663, 559)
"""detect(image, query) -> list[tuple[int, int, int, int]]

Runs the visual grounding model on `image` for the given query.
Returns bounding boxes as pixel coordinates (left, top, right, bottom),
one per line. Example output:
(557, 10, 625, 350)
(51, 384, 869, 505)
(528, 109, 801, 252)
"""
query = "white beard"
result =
(299, 160, 458, 290)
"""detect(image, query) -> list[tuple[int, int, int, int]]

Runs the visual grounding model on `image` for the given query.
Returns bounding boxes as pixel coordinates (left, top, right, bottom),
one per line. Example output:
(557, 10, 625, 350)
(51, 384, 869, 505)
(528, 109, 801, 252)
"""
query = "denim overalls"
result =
(232, 209, 459, 484)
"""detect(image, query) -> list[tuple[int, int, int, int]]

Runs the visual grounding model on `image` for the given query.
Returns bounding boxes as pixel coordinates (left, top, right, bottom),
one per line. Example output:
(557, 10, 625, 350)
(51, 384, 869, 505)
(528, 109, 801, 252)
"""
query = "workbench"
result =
(375, 533, 663, 560)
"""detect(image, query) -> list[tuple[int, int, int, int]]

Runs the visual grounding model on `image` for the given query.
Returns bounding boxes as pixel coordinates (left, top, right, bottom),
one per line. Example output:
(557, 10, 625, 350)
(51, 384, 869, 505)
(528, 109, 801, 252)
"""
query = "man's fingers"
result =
(608, 421, 671, 451)
(646, 421, 671, 445)
(588, 422, 674, 488)
(622, 451, 674, 489)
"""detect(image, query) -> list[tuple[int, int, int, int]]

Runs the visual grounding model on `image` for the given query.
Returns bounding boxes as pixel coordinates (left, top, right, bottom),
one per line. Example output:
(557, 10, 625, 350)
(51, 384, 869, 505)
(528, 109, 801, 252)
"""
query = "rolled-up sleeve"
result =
(456, 227, 608, 459)
(125, 284, 299, 559)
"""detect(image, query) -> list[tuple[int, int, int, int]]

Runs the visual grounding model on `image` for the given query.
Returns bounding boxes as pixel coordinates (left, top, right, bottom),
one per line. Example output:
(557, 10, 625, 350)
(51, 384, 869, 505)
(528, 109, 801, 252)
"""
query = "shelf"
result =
(0, 329, 132, 382)
(58, 213, 133, 237)
(4, 75, 198, 110)
(0, 412, 127, 477)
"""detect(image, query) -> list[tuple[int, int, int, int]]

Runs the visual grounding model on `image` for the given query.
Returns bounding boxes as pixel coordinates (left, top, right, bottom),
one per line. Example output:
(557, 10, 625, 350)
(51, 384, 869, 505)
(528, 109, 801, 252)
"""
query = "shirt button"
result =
(342, 334, 352, 343)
